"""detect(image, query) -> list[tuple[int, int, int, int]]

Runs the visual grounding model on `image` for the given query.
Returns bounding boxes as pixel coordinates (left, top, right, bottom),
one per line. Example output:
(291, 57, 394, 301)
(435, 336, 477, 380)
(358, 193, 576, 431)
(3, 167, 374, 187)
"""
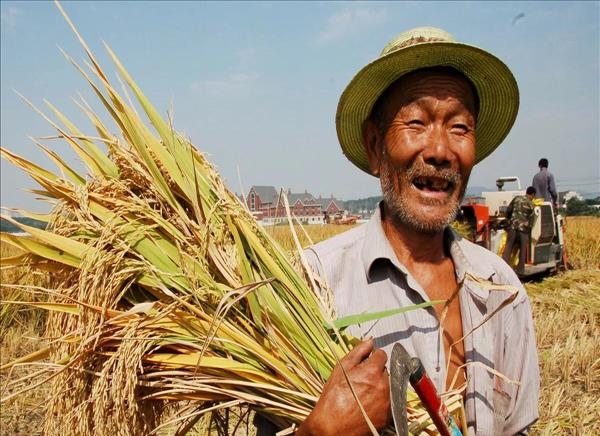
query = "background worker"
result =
(503, 186, 536, 275)
(532, 158, 558, 209)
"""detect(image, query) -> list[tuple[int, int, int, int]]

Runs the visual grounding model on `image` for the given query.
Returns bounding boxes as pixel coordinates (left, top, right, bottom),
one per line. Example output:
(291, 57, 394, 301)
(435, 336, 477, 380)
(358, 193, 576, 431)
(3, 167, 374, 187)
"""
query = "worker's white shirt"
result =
(305, 203, 540, 435)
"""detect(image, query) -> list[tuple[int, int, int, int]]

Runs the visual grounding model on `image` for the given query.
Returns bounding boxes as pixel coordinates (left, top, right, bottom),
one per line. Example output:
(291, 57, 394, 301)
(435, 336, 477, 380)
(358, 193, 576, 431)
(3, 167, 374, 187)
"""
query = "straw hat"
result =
(336, 27, 519, 175)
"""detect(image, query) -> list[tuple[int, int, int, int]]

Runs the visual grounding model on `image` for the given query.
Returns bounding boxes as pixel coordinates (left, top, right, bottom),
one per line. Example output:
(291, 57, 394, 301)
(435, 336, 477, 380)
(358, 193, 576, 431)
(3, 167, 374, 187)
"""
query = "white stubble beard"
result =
(379, 153, 465, 234)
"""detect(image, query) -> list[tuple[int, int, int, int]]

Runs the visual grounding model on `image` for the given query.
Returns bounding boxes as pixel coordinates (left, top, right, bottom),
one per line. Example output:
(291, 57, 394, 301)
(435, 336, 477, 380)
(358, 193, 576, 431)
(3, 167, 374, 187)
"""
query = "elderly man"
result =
(260, 27, 540, 436)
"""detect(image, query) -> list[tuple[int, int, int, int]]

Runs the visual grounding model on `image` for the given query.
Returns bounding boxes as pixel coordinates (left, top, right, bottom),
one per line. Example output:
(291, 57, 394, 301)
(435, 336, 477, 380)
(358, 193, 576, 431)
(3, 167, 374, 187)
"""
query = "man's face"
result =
(364, 70, 477, 234)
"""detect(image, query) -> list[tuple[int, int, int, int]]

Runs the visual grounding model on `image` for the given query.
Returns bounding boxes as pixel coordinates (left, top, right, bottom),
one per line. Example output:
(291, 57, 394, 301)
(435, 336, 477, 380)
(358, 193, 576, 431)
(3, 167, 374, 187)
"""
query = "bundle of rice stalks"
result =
(0, 3, 444, 435)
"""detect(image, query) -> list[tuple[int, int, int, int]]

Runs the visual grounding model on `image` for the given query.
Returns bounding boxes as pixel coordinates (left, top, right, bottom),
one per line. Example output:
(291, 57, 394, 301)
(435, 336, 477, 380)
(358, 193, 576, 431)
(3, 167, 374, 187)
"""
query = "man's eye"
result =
(451, 124, 470, 133)
(408, 119, 424, 126)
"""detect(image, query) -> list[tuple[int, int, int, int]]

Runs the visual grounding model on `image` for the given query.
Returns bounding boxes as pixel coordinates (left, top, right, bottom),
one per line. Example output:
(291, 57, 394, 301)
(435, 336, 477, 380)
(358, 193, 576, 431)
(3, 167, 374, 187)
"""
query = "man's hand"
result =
(296, 338, 391, 436)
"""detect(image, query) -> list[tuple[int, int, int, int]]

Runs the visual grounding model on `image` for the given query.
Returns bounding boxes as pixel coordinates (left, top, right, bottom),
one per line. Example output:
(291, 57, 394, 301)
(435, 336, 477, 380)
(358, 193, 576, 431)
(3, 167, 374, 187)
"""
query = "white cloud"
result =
(229, 72, 260, 83)
(317, 7, 387, 44)
(190, 48, 260, 94)
(189, 71, 260, 94)
(1, 6, 22, 33)
(236, 48, 256, 71)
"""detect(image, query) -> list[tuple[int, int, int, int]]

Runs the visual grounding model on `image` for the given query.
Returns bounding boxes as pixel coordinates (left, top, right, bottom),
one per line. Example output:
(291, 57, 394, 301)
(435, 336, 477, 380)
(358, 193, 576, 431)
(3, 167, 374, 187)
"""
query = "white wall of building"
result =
(260, 215, 325, 226)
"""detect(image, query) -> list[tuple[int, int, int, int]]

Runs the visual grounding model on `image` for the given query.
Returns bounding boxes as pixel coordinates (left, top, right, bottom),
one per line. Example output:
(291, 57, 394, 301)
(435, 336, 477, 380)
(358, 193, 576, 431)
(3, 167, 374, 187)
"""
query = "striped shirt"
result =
(304, 204, 540, 435)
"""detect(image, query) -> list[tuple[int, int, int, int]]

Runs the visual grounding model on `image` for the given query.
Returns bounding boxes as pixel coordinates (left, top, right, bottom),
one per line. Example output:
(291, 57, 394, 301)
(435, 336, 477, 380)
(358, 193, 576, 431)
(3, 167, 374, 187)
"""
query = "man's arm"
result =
(526, 200, 536, 229)
(505, 197, 515, 221)
(296, 339, 391, 436)
(502, 294, 540, 434)
(548, 173, 558, 205)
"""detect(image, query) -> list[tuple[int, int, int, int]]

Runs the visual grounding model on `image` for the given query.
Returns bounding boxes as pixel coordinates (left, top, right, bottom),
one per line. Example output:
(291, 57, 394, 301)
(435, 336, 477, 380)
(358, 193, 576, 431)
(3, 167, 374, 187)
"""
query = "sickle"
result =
(390, 342, 419, 436)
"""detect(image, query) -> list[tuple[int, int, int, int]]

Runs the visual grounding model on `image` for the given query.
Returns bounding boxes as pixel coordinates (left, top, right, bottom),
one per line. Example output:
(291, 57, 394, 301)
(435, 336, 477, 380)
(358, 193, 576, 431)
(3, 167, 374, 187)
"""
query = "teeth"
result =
(431, 179, 449, 191)
(413, 176, 451, 191)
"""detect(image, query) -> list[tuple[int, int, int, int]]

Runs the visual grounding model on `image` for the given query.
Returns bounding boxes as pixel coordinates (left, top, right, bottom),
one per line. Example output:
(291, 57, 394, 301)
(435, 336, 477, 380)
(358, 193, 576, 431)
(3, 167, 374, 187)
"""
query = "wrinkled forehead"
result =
(373, 67, 480, 122)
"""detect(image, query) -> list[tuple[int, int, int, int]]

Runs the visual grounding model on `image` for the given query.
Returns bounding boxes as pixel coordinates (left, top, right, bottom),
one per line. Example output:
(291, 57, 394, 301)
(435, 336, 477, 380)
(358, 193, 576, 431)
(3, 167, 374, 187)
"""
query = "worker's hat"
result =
(336, 26, 519, 176)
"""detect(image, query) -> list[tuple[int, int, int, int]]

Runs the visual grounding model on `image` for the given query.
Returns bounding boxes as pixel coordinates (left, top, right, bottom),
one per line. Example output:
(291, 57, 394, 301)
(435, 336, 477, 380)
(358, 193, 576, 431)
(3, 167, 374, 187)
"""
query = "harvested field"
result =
(527, 270, 600, 435)
(1, 217, 599, 434)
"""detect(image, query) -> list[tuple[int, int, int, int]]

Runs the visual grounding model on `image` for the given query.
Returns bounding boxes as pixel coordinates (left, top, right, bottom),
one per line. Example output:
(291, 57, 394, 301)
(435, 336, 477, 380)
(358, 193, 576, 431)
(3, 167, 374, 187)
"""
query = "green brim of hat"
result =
(336, 41, 519, 175)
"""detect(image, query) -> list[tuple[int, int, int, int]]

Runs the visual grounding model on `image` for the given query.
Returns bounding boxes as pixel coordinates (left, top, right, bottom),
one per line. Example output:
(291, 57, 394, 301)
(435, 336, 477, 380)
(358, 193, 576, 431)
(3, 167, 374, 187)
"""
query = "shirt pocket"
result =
(491, 387, 511, 435)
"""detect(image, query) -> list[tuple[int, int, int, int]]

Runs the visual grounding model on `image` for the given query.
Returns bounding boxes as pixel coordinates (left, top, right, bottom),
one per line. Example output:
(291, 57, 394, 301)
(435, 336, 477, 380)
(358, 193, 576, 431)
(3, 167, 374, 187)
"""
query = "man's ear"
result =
(362, 120, 384, 177)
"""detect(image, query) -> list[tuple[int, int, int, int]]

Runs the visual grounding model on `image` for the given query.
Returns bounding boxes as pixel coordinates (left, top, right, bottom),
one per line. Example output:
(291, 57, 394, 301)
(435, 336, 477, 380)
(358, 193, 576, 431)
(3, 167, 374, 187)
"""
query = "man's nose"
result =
(422, 130, 452, 167)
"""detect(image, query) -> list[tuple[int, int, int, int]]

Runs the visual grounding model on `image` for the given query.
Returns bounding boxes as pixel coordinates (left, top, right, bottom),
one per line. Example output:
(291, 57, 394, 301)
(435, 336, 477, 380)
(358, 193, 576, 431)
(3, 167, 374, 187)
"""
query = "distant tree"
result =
(342, 196, 382, 215)
(566, 197, 598, 216)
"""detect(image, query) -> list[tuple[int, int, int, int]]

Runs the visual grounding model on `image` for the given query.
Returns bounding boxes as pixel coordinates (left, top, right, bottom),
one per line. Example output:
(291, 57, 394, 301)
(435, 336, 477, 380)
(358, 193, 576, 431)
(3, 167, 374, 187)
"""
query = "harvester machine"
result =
(459, 177, 566, 277)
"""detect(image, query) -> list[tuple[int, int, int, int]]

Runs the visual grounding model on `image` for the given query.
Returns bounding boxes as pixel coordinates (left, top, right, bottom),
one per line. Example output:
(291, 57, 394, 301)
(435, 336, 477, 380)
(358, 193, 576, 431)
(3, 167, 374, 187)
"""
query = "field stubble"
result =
(1, 217, 599, 434)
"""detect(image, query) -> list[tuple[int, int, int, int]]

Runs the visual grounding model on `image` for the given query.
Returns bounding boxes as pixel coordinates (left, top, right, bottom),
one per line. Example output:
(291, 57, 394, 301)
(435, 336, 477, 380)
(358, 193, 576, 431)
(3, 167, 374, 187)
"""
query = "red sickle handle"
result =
(409, 359, 453, 436)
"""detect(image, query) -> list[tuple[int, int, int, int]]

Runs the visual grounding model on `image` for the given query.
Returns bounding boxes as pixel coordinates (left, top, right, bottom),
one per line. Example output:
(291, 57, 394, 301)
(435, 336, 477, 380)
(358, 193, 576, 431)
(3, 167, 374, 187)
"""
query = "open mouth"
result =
(412, 176, 455, 193)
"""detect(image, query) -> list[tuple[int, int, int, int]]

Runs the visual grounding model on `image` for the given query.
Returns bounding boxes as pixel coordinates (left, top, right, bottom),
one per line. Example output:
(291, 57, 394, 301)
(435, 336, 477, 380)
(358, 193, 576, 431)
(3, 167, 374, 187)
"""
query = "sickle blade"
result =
(390, 343, 412, 436)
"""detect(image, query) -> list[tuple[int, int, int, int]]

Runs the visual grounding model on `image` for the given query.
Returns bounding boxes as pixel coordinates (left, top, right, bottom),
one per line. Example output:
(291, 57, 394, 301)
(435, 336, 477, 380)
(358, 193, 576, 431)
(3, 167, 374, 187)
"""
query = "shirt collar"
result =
(361, 202, 496, 301)
(360, 203, 407, 280)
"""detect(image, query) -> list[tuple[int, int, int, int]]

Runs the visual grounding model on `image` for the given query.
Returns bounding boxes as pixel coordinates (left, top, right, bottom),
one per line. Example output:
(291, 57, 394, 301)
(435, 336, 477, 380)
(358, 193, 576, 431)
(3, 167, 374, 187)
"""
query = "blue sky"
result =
(1, 1, 599, 212)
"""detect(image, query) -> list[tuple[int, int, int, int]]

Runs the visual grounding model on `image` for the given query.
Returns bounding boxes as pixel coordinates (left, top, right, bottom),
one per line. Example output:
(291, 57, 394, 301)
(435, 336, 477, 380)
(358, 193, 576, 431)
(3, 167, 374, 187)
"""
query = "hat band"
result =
(388, 36, 450, 53)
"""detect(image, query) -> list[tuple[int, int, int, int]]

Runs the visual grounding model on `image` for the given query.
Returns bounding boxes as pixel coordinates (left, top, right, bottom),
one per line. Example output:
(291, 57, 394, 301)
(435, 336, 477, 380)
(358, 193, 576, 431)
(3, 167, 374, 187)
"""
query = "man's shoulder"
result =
(457, 235, 503, 267)
(303, 224, 368, 277)
(534, 169, 554, 180)
(306, 224, 367, 260)
(508, 195, 523, 208)
(456, 235, 527, 300)
(513, 195, 532, 208)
